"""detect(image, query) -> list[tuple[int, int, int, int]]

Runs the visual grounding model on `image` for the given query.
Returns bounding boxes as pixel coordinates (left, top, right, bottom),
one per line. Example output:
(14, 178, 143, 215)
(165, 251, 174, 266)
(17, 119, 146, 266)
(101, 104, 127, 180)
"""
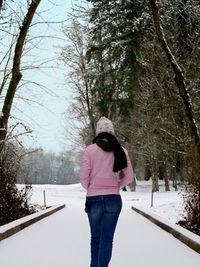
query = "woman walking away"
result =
(80, 117, 134, 267)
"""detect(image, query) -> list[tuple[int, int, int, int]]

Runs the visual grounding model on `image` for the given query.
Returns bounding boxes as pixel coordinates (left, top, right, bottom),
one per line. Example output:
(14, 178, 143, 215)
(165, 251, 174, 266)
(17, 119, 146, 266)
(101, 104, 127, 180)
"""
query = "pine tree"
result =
(86, 0, 149, 122)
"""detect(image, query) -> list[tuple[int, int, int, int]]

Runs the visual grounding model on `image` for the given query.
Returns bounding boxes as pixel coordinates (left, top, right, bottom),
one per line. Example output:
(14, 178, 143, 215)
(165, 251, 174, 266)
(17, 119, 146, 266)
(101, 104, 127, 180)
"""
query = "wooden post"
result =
(43, 190, 47, 208)
(151, 190, 154, 207)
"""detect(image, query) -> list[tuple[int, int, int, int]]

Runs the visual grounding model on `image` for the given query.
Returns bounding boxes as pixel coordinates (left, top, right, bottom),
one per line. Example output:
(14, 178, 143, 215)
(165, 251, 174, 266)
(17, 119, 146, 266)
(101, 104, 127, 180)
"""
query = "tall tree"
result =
(61, 18, 96, 141)
(149, 0, 200, 160)
(0, 0, 42, 153)
(150, 0, 200, 170)
(86, 0, 148, 124)
(149, 0, 200, 234)
(64, 0, 199, 195)
(86, 0, 149, 175)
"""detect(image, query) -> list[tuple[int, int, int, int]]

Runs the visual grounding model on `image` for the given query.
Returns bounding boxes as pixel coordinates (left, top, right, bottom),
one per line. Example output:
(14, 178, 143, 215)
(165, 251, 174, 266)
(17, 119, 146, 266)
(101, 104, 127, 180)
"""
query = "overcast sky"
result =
(12, 0, 80, 153)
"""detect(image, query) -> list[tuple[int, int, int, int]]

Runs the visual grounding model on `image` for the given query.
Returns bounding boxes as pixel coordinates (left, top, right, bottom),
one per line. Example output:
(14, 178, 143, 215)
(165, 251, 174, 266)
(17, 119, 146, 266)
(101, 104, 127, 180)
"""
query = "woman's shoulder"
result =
(85, 143, 98, 153)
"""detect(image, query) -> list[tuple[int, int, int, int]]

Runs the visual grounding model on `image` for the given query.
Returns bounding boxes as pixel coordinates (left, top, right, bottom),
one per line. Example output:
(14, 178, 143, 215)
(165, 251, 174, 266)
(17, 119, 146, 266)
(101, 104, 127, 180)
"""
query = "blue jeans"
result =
(86, 194, 122, 267)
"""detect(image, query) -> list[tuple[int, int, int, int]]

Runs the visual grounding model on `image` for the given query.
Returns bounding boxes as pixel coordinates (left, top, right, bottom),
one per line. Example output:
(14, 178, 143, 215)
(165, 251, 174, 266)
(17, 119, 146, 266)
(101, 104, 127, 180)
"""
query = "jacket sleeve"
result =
(80, 147, 91, 190)
(118, 149, 134, 189)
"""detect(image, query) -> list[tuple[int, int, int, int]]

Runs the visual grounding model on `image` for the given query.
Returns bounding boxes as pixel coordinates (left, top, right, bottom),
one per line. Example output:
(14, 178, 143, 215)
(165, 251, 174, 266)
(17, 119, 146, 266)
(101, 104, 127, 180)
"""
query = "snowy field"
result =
(30, 180, 184, 223)
(1, 181, 200, 267)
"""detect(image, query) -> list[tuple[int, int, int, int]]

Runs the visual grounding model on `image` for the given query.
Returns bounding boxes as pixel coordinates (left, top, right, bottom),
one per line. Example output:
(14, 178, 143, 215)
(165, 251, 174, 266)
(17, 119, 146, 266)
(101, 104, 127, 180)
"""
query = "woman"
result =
(80, 117, 134, 267)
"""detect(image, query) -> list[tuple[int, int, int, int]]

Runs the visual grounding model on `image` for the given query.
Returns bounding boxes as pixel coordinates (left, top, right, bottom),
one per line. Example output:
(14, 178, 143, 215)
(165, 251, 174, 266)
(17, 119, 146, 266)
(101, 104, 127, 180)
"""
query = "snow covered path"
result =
(0, 184, 200, 267)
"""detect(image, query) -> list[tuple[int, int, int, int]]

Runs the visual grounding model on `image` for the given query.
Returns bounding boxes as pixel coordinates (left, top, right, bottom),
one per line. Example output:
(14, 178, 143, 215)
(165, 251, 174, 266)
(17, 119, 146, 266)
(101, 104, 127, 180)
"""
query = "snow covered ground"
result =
(30, 180, 184, 223)
(0, 182, 199, 267)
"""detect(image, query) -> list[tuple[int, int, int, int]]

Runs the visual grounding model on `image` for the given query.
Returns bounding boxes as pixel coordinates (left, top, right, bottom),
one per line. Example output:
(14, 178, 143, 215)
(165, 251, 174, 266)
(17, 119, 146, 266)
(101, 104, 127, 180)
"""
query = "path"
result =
(0, 185, 199, 267)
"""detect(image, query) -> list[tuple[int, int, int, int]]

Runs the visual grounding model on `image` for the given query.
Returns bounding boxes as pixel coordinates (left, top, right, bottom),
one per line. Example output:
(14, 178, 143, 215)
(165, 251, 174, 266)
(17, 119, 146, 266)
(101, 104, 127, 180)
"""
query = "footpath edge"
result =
(132, 205, 200, 254)
(0, 204, 65, 241)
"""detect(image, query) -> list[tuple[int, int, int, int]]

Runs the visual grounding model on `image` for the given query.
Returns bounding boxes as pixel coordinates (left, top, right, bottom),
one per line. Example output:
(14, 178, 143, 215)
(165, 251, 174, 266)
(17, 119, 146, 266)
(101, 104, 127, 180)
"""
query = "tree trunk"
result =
(144, 164, 151, 180)
(85, 80, 96, 138)
(172, 166, 178, 191)
(0, 0, 3, 12)
(164, 166, 170, 192)
(0, 0, 42, 153)
(151, 161, 159, 192)
(149, 0, 200, 161)
(152, 173, 159, 192)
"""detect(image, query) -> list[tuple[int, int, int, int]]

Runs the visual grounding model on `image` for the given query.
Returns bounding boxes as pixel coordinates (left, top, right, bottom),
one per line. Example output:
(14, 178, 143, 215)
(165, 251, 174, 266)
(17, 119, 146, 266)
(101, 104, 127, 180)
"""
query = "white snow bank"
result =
(20, 182, 184, 223)
(0, 204, 65, 240)
(123, 183, 184, 223)
(132, 205, 200, 253)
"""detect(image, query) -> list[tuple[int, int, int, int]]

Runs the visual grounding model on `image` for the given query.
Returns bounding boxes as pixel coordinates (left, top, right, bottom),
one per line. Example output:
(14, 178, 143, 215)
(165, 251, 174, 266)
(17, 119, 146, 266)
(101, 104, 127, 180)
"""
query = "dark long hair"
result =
(93, 132, 127, 172)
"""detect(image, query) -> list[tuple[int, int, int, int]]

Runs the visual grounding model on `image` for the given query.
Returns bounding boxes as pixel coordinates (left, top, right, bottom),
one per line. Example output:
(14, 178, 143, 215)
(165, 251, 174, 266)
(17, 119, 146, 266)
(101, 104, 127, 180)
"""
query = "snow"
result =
(0, 205, 63, 234)
(131, 180, 184, 223)
(0, 183, 199, 267)
(28, 180, 184, 224)
(132, 206, 200, 245)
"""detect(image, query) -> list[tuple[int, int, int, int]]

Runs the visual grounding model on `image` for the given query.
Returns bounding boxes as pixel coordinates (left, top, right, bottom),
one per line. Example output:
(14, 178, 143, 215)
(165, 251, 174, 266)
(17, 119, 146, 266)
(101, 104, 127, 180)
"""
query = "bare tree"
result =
(149, 0, 200, 161)
(0, 0, 42, 153)
(149, 0, 200, 234)
(61, 18, 96, 141)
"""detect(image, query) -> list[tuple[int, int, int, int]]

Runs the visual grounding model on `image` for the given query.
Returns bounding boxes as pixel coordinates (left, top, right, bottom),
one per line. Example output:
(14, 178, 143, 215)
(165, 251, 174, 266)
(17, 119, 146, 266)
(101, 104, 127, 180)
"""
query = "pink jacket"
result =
(80, 144, 134, 196)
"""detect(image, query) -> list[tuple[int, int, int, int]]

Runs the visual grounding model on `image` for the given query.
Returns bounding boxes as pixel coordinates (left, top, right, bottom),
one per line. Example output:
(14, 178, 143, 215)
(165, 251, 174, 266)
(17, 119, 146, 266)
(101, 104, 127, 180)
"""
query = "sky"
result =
(11, 0, 82, 153)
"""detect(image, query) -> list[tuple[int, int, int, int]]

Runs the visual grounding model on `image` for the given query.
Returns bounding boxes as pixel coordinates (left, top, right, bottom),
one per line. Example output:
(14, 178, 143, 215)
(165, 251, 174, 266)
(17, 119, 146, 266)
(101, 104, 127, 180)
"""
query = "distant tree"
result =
(18, 149, 79, 185)
(56, 151, 78, 184)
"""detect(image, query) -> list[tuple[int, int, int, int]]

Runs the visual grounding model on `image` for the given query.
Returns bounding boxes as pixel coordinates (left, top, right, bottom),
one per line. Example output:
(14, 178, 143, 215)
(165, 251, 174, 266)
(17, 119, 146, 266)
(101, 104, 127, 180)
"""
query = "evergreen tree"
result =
(86, 0, 149, 123)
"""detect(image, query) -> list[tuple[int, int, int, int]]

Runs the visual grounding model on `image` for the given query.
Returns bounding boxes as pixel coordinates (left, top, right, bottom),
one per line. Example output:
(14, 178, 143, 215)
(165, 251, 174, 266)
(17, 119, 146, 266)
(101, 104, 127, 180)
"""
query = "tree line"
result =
(61, 0, 200, 234)
(0, 0, 199, 234)
(17, 149, 79, 185)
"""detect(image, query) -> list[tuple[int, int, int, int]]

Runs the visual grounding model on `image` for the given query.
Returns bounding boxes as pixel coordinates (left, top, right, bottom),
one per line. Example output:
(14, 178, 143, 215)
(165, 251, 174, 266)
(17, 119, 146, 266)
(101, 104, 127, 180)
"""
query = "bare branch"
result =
(149, 0, 200, 158)
(0, 0, 42, 153)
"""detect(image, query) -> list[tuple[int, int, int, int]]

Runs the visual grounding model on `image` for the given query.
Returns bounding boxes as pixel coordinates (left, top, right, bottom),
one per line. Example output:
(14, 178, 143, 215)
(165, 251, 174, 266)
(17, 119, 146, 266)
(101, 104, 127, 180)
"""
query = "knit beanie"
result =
(96, 117, 115, 136)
